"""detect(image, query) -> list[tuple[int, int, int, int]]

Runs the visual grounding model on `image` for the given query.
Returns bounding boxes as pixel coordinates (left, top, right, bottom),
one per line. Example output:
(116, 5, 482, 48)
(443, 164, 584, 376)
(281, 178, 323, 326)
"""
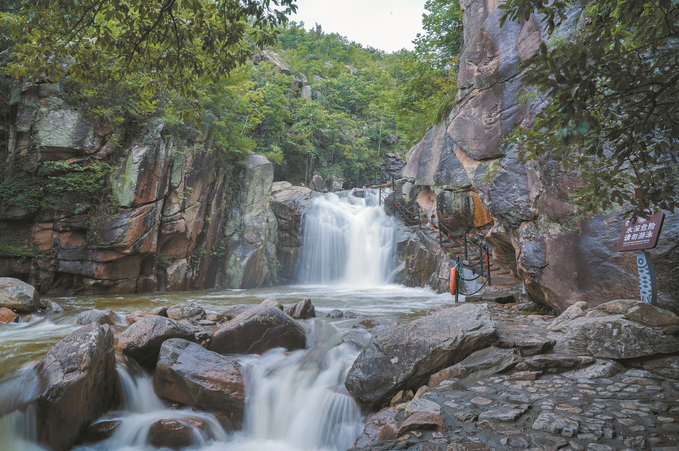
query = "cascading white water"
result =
(235, 320, 366, 451)
(0, 368, 46, 451)
(297, 190, 397, 286)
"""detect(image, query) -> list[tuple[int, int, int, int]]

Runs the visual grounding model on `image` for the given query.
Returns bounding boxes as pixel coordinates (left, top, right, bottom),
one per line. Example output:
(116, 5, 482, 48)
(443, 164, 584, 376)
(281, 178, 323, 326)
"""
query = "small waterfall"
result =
(73, 358, 228, 450)
(297, 190, 396, 286)
(0, 368, 46, 451)
(239, 320, 366, 451)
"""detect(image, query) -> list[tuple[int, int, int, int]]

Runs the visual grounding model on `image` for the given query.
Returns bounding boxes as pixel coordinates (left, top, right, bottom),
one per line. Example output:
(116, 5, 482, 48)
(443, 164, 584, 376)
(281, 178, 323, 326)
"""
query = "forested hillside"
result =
(0, 0, 462, 191)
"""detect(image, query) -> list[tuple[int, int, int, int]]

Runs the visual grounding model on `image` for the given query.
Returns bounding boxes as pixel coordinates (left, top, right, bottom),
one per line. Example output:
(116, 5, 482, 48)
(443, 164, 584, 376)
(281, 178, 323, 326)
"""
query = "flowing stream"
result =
(0, 190, 457, 451)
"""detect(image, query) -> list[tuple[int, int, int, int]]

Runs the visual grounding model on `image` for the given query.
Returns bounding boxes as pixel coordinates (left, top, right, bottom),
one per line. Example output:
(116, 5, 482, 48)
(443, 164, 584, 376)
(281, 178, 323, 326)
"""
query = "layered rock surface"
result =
(33, 323, 116, 451)
(398, 0, 679, 314)
(270, 184, 318, 283)
(0, 83, 278, 294)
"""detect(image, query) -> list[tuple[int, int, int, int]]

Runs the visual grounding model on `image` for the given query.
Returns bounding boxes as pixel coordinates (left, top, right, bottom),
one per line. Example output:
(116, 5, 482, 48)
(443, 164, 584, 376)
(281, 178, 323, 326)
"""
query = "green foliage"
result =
(0, 156, 112, 215)
(413, 0, 464, 71)
(500, 0, 679, 216)
(0, 228, 42, 259)
(390, 0, 463, 148)
(1, 0, 296, 108)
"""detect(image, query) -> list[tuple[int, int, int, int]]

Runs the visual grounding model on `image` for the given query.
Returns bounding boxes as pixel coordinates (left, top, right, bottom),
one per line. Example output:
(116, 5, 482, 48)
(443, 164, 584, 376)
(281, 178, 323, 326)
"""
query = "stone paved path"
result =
(351, 302, 679, 451)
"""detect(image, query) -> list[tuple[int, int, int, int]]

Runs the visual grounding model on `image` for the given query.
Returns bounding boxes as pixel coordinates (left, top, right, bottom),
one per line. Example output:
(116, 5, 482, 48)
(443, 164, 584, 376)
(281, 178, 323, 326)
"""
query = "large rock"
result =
(345, 303, 497, 406)
(219, 154, 278, 289)
(428, 346, 521, 386)
(33, 324, 116, 451)
(209, 298, 306, 355)
(154, 339, 245, 425)
(270, 186, 318, 283)
(396, 0, 679, 314)
(553, 301, 679, 359)
(0, 277, 40, 313)
(118, 315, 196, 368)
(642, 354, 679, 379)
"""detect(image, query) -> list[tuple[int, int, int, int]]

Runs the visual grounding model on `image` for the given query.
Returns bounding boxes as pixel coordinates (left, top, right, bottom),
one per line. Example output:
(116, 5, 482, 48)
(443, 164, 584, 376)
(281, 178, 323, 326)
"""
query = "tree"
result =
(1, 0, 297, 101)
(499, 0, 679, 216)
(413, 0, 463, 71)
(390, 0, 463, 148)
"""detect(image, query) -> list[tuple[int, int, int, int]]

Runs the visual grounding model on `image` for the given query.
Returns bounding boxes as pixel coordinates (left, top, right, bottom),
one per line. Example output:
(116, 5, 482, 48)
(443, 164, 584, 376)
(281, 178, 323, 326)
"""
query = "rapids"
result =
(0, 190, 459, 451)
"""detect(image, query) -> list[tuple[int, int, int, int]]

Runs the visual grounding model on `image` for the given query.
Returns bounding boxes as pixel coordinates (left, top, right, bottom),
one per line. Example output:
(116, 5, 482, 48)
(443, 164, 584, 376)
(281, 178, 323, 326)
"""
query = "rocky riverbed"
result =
(1, 274, 678, 451)
(348, 301, 679, 451)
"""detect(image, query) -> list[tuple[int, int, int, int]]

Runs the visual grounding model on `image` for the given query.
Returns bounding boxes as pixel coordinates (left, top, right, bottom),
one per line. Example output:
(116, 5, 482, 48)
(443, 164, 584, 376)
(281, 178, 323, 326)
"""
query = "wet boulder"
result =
(327, 309, 344, 318)
(77, 308, 121, 326)
(219, 305, 250, 320)
(0, 277, 40, 313)
(345, 303, 497, 406)
(352, 406, 399, 449)
(0, 306, 17, 323)
(154, 339, 245, 426)
(147, 418, 212, 449)
(41, 299, 64, 314)
(167, 301, 205, 321)
(125, 306, 168, 324)
(118, 315, 196, 368)
(285, 298, 316, 319)
(33, 323, 116, 451)
(85, 420, 121, 443)
(397, 411, 445, 436)
(209, 298, 306, 355)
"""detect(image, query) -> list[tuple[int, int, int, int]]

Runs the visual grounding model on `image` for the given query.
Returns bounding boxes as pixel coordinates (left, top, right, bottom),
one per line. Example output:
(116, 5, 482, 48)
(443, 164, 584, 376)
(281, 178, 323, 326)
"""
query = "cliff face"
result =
(403, 0, 679, 313)
(0, 82, 277, 295)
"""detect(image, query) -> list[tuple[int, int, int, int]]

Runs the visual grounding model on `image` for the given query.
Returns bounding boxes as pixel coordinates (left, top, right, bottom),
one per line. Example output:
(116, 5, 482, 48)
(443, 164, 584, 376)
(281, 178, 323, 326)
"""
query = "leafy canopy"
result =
(1, 0, 297, 101)
(500, 0, 679, 216)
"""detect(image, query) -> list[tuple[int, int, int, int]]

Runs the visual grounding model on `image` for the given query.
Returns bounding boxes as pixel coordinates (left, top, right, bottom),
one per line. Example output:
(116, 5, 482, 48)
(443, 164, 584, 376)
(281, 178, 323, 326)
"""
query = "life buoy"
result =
(450, 267, 457, 295)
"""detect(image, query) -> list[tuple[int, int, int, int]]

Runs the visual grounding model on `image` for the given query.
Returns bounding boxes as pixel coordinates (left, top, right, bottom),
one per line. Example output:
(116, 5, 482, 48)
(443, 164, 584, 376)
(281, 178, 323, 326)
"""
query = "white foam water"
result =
(297, 190, 397, 286)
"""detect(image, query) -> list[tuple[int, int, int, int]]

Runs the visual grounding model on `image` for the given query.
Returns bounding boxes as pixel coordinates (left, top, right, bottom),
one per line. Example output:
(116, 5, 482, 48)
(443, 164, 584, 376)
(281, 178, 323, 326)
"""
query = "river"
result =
(0, 190, 458, 451)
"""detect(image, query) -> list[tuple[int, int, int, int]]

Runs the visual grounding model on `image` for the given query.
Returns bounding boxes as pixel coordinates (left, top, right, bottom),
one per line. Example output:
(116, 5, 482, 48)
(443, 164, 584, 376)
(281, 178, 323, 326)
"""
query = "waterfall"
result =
(0, 368, 45, 451)
(236, 320, 366, 451)
(297, 190, 397, 286)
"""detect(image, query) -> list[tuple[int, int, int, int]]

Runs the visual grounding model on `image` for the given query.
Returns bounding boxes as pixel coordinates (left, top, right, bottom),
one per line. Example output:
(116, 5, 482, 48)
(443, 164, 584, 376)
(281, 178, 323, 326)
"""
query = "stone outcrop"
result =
(209, 298, 306, 355)
(398, 0, 679, 314)
(33, 323, 116, 451)
(0, 306, 17, 323)
(0, 277, 40, 312)
(345, 303, 497, 406)
(166, 301, 205, 321)
(153, 338, 245, 426)
(119, 315, 196, 368)
(77, 308, 121, 326)
(428, 346, 521, 386)
(550, 301, 679, 359)
(270, 184, 318, 283)
(0, 82, 279, 295)
(285, 298, 316, 320)
(218, 154, 279, 289)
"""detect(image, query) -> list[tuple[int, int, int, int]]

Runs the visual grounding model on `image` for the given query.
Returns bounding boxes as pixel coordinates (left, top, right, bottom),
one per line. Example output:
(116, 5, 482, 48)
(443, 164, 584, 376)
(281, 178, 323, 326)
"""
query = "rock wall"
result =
(402, 0, 679, 314)
(0, 82, 277, 294)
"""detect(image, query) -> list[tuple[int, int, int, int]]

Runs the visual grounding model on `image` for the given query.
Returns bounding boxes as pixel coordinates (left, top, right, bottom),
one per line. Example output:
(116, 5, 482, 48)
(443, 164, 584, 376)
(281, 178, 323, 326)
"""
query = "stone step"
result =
(464, 292, 520, 304)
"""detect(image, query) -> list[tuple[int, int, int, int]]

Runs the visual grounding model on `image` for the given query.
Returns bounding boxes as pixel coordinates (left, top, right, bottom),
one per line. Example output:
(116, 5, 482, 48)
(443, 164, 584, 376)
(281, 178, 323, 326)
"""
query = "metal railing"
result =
(378, 181, 492, 301)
